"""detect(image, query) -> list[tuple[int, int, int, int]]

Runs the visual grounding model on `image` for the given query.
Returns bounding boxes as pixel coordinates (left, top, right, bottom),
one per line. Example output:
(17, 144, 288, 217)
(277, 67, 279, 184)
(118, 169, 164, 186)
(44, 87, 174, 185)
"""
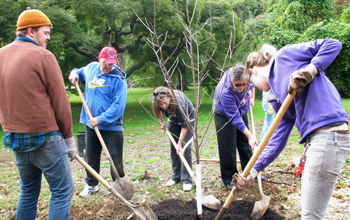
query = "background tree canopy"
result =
(1, 0, 350, 96)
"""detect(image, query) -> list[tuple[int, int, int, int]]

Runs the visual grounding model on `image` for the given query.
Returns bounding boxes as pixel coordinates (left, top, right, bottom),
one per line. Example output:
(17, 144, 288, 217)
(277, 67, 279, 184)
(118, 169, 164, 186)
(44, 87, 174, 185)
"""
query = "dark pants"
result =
(84, 126, 124, 186)
(168, 120, 194, 184)
(214, 113, 253, 185)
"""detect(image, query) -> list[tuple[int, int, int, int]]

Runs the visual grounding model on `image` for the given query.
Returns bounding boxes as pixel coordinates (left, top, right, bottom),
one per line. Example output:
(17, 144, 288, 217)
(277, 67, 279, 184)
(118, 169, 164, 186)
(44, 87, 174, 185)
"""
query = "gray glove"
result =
(232, 168, 258, 192)
(288, 64, 318, 95)
(64, 136, 76, 160)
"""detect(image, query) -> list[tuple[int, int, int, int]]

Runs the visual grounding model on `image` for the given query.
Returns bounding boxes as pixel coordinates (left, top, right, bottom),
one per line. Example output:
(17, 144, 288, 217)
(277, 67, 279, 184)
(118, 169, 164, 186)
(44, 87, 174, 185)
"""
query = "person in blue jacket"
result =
(260, 90, 274, 141)
(68, 46, 127, 196)
(235, 39, 350, 219)
(213, 63, 257, 190)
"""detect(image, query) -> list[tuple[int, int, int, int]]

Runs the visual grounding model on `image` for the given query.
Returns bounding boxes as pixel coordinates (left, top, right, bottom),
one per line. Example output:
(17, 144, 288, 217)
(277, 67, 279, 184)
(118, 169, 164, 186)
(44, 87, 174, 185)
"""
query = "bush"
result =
(301, 19, 350, 97)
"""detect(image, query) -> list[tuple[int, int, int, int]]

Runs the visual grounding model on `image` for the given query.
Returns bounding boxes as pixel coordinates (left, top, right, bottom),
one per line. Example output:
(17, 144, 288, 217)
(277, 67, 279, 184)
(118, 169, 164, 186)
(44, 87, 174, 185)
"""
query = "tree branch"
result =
(64, 42, 97, 60)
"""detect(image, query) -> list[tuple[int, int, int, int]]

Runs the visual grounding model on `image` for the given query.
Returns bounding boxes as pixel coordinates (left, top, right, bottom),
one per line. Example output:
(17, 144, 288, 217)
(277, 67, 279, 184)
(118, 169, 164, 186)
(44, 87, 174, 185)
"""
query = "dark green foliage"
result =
(301, 20, 350, 97)
(1, 0, 350, 96)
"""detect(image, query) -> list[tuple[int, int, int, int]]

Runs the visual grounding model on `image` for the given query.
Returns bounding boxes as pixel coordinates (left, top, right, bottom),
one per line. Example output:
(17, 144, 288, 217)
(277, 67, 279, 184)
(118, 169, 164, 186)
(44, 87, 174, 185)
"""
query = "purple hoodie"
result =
(213, 71, 254, 132)
(254, 39, 348, 172)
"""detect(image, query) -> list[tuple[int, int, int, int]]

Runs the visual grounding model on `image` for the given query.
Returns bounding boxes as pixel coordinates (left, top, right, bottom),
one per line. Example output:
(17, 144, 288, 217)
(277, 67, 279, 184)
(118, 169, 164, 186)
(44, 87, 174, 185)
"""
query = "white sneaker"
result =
(183, 184, 192, 192)
(165, 179, 177, 186)
(79, 184, 99, 197)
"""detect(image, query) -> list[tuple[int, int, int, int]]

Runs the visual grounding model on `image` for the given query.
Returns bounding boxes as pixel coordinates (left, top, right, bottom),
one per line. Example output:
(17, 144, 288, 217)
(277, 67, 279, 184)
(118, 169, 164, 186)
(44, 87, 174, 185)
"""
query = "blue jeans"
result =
(14, 135, 74, 220)
(302, 132, 350, 219)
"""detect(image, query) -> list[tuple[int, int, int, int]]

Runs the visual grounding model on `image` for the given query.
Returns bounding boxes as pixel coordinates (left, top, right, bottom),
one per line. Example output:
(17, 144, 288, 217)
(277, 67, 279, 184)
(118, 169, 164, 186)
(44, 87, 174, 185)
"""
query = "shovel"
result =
(75, 81, 134, 200)
(215, 90, 297, 220)
(75, 154, 157, 220)
(166, 130, 196, 183)
(166, 130, 221, 210)
(249, 105, 271, 219)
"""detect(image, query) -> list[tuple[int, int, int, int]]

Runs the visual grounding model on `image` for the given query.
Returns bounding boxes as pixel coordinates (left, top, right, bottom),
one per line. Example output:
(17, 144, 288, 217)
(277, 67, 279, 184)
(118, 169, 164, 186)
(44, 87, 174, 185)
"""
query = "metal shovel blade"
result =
(111, 176, 134, 201)
(252, 173, 271, 220)
(127, 199, 158, 220)
(202, 194, 221, 210)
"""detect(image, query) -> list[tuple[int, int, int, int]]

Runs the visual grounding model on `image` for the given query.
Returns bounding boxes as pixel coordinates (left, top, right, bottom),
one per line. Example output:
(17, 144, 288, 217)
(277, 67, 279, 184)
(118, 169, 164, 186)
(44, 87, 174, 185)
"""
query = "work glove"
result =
(68, 69, 79, 84)
(288, 64, 318, 95)
(232, 168, 258, 192)
(64, 136, 76, 160)
(266, 103, 274, 115)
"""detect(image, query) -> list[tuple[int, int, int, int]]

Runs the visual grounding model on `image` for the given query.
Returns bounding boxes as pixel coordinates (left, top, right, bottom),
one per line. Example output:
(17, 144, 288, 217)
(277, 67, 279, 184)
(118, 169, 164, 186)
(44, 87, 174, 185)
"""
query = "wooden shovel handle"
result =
(75, 154, 135, 208)
(216, 90, 297, 220)
(249, 105, 256, 138)
(74, 81, 121, 180)
(242, 90, 296, 178)
(166, 130, 196, 184)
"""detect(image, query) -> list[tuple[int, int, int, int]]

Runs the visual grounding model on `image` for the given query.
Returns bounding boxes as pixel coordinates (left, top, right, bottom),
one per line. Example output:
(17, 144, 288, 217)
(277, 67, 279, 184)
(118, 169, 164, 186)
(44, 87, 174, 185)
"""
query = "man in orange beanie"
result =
(0, 8, 75, 220)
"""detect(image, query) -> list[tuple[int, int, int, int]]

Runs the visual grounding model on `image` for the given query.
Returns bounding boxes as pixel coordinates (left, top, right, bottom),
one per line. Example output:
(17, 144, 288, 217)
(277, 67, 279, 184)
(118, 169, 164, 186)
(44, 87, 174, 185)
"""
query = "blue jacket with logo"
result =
(74, 62, 127, 131)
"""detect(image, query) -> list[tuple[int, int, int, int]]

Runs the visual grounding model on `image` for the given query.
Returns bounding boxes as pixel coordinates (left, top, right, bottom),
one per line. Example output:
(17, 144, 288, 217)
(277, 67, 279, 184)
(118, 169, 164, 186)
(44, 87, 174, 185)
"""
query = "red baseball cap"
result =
(98, 47, 117, 65)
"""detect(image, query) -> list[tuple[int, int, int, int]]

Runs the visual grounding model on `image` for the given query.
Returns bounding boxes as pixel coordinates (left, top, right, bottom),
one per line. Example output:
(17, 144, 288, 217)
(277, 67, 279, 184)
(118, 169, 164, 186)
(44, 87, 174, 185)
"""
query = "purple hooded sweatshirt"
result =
(254, 39, 348, 172)
(213, 70, 254, 132)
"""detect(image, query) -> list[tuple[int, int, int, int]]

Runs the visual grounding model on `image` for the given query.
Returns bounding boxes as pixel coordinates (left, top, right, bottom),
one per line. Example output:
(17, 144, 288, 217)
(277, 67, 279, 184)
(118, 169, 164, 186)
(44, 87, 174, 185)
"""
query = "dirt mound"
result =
(151, 199, 285, 220)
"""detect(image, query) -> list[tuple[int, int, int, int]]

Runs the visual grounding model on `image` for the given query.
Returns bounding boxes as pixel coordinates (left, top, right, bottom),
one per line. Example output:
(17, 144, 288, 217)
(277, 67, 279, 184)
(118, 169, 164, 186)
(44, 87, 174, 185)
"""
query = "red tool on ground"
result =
(295, 157, 305, 178)
(295, 145, 308, 178)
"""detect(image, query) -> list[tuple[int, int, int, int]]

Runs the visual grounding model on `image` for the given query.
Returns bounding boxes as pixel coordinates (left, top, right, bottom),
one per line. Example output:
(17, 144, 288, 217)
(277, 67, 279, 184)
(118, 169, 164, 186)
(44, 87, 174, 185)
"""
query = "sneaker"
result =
(165, 179, 177, 186)
(183, 184, 192, 192)
(79, 184, 99, 197)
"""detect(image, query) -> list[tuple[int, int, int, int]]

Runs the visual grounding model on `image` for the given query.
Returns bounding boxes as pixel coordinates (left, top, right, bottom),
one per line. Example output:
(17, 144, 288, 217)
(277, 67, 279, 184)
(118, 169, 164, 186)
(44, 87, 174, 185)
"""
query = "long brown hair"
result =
(152, 86, 177, 120)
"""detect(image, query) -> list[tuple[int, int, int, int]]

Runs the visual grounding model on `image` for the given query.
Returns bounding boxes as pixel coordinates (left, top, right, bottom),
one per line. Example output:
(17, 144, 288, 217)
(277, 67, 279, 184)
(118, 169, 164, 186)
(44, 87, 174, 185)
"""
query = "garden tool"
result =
(198, 159, 220, 163)
(75, 81, 134, 200)
(249, 105, 271, 220)
(166, 130, 221, 210)
(180, 137, 193, 154)
(197, 159, 242, 163)
(75, 155, 157, 220)
(166, 130, 196, 183)
(295, 145, 308, 178)
(215, 90, 297, 220)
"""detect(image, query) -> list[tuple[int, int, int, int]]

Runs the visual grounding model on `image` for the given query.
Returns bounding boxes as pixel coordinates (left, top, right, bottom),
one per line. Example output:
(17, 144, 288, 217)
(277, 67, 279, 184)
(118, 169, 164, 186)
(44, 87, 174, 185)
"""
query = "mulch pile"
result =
(151, 199, 285, 220)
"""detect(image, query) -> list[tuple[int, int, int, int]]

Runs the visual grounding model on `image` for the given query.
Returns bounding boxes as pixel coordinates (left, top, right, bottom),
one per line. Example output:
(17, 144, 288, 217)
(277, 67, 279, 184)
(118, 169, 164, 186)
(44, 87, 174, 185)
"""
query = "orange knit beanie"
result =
(16, 7, 52, 31)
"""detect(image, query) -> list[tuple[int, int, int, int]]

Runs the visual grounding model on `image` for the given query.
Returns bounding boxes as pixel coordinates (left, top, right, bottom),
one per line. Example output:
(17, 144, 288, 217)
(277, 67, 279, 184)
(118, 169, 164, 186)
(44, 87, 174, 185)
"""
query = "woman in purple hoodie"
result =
(213, 64, 257, 190)
(236, 39, 350, 219)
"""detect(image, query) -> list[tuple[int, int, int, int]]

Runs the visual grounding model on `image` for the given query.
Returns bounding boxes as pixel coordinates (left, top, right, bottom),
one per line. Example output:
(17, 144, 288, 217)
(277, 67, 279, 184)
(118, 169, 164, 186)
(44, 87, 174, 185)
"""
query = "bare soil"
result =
(152, 199, 284, 220)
